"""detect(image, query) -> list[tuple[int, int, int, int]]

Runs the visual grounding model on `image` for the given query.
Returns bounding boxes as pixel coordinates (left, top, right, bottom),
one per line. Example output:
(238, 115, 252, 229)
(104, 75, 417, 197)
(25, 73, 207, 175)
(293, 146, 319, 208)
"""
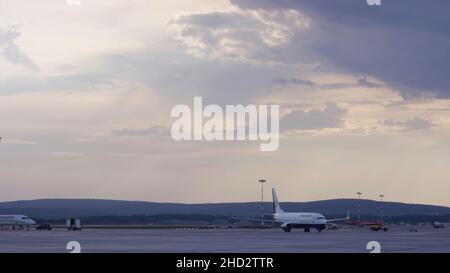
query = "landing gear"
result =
(304, 228, 310, 233)
(282, 225, 292, 232)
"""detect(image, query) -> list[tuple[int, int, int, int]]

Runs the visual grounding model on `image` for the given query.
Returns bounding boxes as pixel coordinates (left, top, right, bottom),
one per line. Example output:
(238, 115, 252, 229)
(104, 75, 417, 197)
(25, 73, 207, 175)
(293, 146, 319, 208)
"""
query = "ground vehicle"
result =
(369, 223, 388, 231)
(432, 222, 445, 228)
(36, 223, 52, 230)
(66, 218, 82, 231)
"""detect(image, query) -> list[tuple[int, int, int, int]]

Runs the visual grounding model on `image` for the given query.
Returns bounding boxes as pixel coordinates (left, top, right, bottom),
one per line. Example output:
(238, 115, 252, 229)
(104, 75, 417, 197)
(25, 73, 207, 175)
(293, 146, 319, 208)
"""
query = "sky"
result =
(1, 0, 450, 206)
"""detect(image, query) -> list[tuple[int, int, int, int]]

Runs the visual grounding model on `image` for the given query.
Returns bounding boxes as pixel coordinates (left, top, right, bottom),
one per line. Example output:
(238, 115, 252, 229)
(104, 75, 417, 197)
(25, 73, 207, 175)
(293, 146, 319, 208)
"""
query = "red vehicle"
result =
(346, 220, 388, 231)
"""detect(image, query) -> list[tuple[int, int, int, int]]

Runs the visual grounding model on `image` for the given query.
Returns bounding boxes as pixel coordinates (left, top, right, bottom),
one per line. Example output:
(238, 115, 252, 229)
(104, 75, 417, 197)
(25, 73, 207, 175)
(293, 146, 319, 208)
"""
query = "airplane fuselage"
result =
(274, 212, 327, 232)
(0, 215, 36, 228)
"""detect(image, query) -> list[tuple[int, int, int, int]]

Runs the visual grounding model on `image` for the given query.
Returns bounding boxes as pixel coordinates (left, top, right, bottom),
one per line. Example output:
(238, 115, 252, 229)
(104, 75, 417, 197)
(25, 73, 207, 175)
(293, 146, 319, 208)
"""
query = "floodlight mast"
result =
(357, 192, 362, 222)
(259, 179, 266, 227)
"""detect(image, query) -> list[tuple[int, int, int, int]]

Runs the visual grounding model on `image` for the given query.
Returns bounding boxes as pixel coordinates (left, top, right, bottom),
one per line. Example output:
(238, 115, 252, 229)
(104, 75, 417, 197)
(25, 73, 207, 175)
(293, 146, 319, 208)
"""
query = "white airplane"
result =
(0, 215, 36, 230)
(233, 188, 349, 233)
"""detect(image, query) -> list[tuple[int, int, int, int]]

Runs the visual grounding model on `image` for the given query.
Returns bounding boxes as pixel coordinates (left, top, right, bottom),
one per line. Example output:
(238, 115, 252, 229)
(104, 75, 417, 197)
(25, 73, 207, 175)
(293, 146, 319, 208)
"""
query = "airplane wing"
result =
(326, 211, 350, 223)
(228, 211, 276, 223)
(231, 216, 276, 223)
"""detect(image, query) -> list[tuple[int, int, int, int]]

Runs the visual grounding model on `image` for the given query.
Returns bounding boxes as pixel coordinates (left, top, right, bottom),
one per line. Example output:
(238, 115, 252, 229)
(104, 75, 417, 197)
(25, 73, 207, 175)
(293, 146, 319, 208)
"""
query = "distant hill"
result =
(0, 198, 449, 219)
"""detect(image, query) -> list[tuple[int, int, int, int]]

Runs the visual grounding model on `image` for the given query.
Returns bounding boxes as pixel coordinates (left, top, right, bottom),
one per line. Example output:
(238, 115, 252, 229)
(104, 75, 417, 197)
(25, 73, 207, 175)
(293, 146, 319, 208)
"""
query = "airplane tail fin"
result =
(272, 188, 284, 214)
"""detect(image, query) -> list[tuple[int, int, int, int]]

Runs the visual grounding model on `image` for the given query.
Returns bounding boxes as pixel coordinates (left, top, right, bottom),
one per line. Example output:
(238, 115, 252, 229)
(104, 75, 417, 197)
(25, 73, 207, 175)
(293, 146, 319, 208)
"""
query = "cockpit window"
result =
(317, 217, 325, 220)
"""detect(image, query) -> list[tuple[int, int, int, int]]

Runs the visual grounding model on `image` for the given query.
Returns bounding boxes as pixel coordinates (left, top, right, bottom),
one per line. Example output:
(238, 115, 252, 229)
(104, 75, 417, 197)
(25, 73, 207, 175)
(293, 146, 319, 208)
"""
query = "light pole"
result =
(379, 194, 384, 224)
(357, 192, 362, 222)
(258, 179, 266, 227)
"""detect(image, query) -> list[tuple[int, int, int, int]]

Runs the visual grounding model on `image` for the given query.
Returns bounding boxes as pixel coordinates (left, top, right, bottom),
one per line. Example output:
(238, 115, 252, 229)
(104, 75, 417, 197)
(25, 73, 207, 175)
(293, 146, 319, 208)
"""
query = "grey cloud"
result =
(273, 77, 316, 87)
(232, 0, 450, 98)
(321, 77, 383, 90)
(168, 9, 308, 64)
(357, 78, 383, 89)
(384, 117, 434, 131)
(173, 11, 264, 30)
(281, 102, 347, 131)
(0, 26, 39, 71)
(273, 77, 382, 89)
(100, 50, 291, 104)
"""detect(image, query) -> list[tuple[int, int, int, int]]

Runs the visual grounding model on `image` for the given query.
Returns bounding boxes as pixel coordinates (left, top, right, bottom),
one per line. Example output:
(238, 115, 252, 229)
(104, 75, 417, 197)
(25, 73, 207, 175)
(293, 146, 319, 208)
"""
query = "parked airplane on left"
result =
(0, 215, 36, 230)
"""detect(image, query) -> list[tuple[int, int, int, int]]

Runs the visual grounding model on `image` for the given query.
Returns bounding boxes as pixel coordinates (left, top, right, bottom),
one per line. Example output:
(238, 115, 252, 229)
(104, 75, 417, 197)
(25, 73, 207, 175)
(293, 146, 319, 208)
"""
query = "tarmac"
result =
(0, 225, 449, 253)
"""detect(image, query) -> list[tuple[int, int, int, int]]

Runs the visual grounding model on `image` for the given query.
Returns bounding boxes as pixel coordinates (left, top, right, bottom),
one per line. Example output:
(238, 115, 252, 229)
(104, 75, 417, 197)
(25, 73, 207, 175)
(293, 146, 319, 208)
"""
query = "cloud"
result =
(281, 102, 347, 131)
(0, 73, 113, 94)
(384, 117, 434, 131)
(51, 152, 84, 157)
(112, 125, 170, 137)
(98, 48, 293, 104)
(273, 77, 316, 87)
(1, 138, 36, 145)
(168, 9, 310, 63)
(0, 26, 39, 71)
(231, 0, 450, 98)
(273, 76, 383, 89)
(357, 77, 383, 89)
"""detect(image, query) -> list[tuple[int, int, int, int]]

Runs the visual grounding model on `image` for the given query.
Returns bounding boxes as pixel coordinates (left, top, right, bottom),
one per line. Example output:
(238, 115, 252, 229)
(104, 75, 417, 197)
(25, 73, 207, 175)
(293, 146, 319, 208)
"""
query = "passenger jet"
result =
(234, 188, 349, 233)
(0, 215, 36, 230)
